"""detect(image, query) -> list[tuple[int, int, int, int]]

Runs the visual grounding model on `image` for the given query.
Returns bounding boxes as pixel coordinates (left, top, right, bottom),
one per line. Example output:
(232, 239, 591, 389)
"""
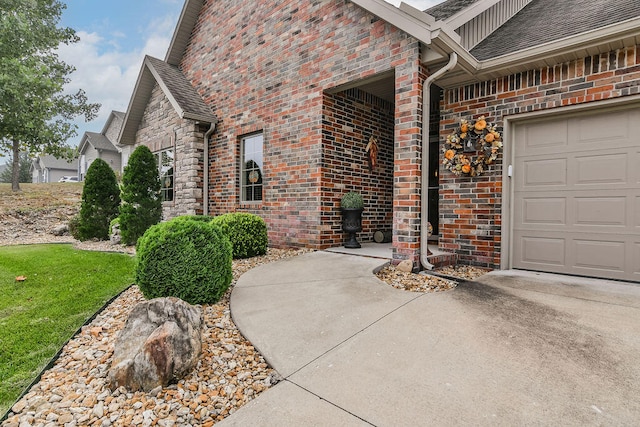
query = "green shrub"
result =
(68, 214, 81, 240)
(76, 158, 121, 241)
(340, 191, 364, 209)
(119, 145, 162, 246)
(135, 216, 233, 304)
(211, 212, 268, 259)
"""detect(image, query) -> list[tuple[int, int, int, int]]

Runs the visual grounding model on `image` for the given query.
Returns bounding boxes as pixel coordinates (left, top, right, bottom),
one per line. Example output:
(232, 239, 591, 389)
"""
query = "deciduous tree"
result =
(0, 0, 100, 191)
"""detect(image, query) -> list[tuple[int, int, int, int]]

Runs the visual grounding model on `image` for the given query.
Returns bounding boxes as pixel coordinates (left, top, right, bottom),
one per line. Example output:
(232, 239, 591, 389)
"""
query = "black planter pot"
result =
(341, 208, 363, 248)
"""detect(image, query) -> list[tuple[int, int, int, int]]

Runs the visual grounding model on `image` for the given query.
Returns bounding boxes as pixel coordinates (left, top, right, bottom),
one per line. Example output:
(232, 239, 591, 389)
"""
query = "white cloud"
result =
(57, 0, 439, 148)
(58, 14, 178, 146)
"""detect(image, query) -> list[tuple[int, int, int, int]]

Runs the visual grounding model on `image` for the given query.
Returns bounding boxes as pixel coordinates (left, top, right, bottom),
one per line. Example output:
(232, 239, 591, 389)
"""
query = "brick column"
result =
(392, 49, 424, 264)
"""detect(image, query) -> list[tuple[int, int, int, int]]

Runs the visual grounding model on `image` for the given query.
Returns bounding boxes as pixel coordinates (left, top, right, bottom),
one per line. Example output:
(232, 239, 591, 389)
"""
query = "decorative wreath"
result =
(442, 116, 503, 177)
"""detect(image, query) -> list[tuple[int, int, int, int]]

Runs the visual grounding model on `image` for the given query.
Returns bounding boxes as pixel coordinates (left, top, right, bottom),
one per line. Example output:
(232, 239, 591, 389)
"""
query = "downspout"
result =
(420, 52, 457, 270)
(203, 121, 217, 216)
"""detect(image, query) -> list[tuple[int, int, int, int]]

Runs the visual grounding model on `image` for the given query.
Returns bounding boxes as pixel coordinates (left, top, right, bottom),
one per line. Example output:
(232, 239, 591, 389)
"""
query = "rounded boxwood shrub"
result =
(211, 213, 268, 259)
(135, 216, 233, 305)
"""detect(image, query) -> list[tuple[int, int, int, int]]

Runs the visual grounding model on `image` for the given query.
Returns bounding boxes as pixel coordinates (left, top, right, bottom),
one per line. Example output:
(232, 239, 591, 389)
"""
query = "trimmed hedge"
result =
(135, 216, 233, 305)
(211, 213, 268, 259)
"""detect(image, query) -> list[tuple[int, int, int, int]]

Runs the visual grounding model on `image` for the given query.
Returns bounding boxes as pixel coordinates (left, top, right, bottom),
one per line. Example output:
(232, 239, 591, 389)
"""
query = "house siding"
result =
(440, 45, 640, 268)
(178, 0, 425, 259)
(135, 84, 205, 218)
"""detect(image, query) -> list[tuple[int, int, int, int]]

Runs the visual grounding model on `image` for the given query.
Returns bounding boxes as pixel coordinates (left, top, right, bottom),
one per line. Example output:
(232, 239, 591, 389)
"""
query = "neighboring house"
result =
(30, 155, 78, 183)
(118, 0, 640, 282)
(78, 111, 125, 180)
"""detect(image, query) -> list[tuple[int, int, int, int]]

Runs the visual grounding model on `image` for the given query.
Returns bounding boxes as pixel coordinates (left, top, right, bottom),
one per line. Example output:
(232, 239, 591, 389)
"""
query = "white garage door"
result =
(512, 103, 640, 282)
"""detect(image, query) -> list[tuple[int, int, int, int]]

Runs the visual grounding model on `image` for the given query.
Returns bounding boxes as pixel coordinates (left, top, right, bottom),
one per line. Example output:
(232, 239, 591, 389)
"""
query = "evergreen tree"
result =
(0, 153, 31, 183)
(75, 158, 120, 241)
(119, 145, 162, 246)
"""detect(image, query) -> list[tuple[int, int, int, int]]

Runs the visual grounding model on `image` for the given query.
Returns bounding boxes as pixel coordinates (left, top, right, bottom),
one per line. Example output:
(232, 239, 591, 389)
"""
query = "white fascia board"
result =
(144, 57, 187, 121)
(429, 28, 479, 73)
(117, 58, 152, 146)
(478, 17, 640, 72)
(398, 2, 435, 25)
(398, 2, 462, 44)
(350, 0, 432, 44)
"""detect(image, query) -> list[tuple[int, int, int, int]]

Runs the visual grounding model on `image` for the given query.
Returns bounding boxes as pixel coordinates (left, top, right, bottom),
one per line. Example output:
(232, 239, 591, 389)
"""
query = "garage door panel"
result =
(632, 243, 640, 276)
(522, 158, 567, 187)
(574, 197, 626, 226)
(576, 112, 631, 146)
(524, 119, 568, 151)
(512, 103, 639, 282)
(518, 235, 565, 265)
(573, 239, 626, 272)
(574, 153, 628, 185)
(520, 197, 566, 225)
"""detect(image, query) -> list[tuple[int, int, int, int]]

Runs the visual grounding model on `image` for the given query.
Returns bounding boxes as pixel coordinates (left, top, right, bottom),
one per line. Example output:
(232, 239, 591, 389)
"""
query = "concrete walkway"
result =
(221, 251, 640, 426)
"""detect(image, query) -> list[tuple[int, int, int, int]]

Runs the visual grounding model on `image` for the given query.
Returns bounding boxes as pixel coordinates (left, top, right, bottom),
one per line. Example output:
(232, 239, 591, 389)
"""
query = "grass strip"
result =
(0, 244, 135, 415)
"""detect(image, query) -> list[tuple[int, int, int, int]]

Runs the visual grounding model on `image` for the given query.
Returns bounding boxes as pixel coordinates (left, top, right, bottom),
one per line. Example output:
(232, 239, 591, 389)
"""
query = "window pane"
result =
(242, 133, 263, 202)
(157, 149, 174, 202)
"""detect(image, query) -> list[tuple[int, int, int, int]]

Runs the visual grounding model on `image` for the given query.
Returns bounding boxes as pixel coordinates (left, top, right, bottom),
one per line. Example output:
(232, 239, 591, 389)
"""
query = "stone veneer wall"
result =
(180, 0, 425, 258)
(440, 45, 640, 268)
(104, 114, 123, 146)
(321, 88, 394, 248)
(134, 84, 205, 219)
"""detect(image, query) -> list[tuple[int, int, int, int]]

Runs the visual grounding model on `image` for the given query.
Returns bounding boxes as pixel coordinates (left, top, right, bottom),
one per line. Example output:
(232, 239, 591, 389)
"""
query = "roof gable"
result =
(101, 110, 125, 135)
(85, 132, 118, 152)
(165, 0, 204, 66)
(37, 155, 77, 171)
(119, 55, 215, 145)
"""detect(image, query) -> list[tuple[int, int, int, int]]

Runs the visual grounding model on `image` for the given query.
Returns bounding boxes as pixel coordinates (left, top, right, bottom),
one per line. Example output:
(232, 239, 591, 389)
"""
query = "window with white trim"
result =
(155, 149, 174, 202)
(240, 133, 263, 202)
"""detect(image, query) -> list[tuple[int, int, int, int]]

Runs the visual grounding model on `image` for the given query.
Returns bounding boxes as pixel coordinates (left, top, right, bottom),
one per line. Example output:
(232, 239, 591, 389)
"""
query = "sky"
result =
(57, 0, 442, 148)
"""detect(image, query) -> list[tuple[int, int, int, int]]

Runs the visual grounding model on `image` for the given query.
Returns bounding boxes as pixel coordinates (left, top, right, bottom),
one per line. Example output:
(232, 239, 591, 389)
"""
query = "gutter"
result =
(421, 52, 457, 271)
(203, 121, 217, 216)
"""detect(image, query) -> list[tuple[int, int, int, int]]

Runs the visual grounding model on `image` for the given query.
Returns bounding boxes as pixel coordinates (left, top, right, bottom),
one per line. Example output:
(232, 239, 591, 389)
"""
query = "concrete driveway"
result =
(221, 251, 640, 426)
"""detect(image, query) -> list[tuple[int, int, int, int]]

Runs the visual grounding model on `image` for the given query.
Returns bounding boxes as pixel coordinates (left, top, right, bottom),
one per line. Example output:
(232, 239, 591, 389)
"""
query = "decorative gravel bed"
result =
(2, 248, 312, 427)
(1, 223, 490, 426)
(435, 265, 492, 281)
(375, 265, 457, 292)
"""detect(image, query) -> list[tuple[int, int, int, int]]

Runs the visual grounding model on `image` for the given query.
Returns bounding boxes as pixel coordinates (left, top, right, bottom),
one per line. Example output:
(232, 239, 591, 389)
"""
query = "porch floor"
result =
(325, 242, 457, 268)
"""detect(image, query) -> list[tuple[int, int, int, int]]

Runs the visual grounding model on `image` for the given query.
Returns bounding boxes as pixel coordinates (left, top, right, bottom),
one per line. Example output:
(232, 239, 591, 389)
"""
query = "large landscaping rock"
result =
(108, 297, 203, 392)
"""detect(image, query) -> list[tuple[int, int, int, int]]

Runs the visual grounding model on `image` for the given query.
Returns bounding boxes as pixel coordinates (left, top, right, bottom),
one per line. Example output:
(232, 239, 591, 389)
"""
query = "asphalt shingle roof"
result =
(470, 0, 640, 60)
(39, 155, 76, 170)
(146, 56, 214, 121)
(85, 132, 118, 152)
(426, 0, 480, 20)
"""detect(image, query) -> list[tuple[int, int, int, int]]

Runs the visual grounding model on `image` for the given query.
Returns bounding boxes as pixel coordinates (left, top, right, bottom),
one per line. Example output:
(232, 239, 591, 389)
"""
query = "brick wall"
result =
(180, 0, 424, 254)
(135, 84, 205, 218)
(321, 88, 394, 247)
(440, 46, 640, 268)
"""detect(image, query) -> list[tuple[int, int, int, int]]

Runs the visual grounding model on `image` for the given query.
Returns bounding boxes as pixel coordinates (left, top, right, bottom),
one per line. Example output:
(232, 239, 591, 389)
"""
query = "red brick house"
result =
(118, 0, 640, 282)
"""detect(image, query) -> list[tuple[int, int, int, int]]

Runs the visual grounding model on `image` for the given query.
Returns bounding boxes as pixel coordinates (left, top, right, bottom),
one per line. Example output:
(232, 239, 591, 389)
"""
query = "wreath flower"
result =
(442, 116, 503, 177)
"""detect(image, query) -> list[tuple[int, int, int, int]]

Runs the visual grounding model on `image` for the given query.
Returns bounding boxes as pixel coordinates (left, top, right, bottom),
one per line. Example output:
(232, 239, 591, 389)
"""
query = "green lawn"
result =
(0, 244, 135, 416)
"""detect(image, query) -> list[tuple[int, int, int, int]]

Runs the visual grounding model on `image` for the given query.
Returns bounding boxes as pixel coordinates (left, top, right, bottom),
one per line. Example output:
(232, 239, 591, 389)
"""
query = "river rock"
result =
(397, 259, 414, 273)
(108, 297, 203, 392)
